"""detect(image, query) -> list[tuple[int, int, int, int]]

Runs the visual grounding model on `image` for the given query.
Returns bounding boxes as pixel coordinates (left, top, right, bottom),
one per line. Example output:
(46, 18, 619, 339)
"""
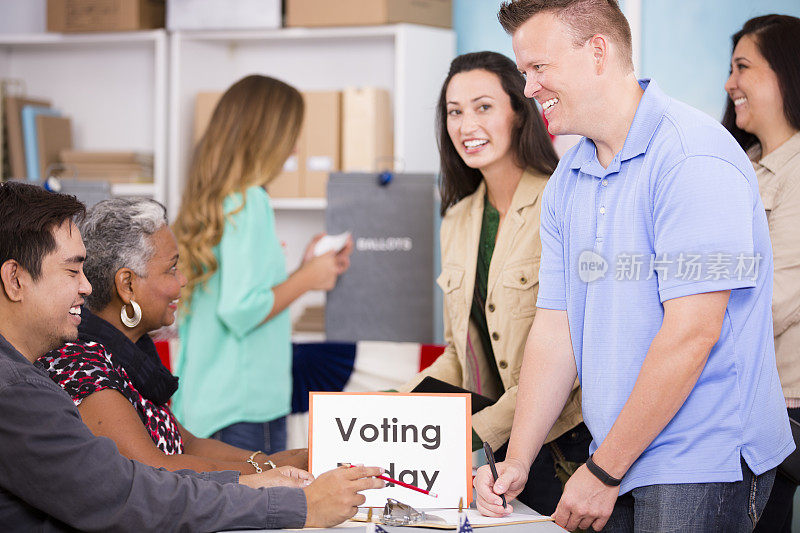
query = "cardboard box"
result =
(60, 150, 154, 166)
(65, 164, 154, 183)
(48, 0, 165, 33)
(0, 2, 47, 33)
(193, 91, 222, 145)
(286, 0, 451, 29)
(271, 91, 341, 199)
(4, 96, 51, 180)
(192, 89, 342, 198)
(167, 0, 280, 31)
(36, 114, 73, 181)
(342, 87, 393, 173)
(58, 150, 154, 184)
(302, 91, 340, 198)
(192, 90, 302, 198)
(268, 146, 304, 198)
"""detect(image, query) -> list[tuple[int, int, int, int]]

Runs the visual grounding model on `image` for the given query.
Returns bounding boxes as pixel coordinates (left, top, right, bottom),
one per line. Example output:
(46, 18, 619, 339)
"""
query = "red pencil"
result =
(344, 464, 438, 498)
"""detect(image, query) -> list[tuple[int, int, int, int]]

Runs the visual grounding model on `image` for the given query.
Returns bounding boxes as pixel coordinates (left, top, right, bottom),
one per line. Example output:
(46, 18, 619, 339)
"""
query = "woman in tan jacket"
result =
(723, 15, 800, 533)
(399, 51, 589, 515)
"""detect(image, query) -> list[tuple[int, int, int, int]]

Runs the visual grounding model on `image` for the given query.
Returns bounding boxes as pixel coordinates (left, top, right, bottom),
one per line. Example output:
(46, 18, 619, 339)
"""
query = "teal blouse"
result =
(172, 186, 291, 438)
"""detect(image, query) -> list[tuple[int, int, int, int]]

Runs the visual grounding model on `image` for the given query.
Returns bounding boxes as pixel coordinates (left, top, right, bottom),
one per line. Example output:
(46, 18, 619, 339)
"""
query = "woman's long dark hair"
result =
(722, 14, 800, 151)
(437, 51, 559, 216)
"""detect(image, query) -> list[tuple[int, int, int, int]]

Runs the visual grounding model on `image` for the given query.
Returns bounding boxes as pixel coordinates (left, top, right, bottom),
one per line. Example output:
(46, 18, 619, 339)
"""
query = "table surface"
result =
(223, 501, 567, 532)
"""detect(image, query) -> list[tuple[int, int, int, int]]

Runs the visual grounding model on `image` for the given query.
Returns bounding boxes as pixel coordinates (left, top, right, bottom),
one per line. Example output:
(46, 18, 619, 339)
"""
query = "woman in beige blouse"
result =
(723, 14, 800, 533)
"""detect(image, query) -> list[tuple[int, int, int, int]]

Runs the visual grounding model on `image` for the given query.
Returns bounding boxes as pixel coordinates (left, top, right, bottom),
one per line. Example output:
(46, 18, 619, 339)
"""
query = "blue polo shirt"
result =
(537, 79, 793, 494)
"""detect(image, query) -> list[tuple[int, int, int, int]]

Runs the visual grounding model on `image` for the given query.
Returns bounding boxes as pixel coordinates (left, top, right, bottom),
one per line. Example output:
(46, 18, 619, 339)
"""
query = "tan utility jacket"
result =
(750, 132, 800, 399)
(400, 170, 583, 451)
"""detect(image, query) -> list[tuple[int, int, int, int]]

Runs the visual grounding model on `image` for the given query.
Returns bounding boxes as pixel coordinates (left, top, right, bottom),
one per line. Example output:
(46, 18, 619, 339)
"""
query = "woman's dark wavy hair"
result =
(437, 51, 559, 215)
(722, 14, 800, 151)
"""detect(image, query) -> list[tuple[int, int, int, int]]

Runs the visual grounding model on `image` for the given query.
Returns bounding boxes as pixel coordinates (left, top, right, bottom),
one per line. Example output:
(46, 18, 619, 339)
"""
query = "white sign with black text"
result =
(309, 392, 472, 508)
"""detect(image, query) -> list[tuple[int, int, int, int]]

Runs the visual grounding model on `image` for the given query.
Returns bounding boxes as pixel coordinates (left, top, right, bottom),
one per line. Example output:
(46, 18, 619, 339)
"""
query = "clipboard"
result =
(411, 377, 494, 414)
(350, 508, 555, 529)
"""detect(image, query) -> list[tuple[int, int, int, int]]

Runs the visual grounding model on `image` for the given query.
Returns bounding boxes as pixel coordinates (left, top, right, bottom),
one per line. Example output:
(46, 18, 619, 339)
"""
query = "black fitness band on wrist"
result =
(585, 454, 623, 487)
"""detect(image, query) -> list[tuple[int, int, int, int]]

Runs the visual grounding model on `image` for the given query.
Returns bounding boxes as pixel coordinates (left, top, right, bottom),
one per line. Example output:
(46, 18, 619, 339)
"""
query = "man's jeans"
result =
(211, 416, 288, 454)
(602, 458, 776, 532)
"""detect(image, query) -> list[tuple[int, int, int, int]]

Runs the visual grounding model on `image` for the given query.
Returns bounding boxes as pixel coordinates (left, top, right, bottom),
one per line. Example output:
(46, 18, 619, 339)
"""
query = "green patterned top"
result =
(470, 196, 503, 392)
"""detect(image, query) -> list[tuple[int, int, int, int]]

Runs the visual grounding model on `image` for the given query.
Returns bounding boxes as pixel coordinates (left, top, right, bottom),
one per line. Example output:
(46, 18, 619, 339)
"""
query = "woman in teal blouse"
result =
(172, 75, 352, 453)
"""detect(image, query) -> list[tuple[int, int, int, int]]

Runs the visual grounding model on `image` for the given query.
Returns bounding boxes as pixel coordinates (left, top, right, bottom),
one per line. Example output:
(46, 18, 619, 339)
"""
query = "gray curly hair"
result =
(80, 198, 168, 310)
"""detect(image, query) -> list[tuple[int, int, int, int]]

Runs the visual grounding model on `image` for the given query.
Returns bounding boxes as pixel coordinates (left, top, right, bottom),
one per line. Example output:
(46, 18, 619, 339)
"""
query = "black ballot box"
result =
(325, 172, 436, 343)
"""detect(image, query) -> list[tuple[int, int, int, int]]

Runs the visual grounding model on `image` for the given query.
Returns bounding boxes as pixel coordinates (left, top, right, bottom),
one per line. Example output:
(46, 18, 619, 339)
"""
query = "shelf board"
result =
(291, 331, 326, 343)
(0, 30, 165, 46)
(173, 23, 449, 43)
(111, 183, 156, 197)
(271, 197, 327, 210)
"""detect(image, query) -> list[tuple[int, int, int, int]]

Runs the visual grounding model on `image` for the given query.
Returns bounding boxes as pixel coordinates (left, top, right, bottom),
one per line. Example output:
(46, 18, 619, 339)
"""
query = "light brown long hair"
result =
(173, 75, 304, 307)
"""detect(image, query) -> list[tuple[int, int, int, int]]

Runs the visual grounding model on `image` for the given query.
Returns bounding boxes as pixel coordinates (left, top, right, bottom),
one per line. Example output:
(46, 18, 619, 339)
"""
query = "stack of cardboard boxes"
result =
(284, 0, 451, 29)
(47, 0, 166, 33)
(59, 150, 154, 184)
(193, 88, 393, 199)
(45, 0, 451, 33)
(40, 0, 448, 197)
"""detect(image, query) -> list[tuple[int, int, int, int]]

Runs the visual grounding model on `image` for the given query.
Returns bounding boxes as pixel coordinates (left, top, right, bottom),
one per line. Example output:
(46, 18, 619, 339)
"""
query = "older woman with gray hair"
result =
(36, 198, 309, 480)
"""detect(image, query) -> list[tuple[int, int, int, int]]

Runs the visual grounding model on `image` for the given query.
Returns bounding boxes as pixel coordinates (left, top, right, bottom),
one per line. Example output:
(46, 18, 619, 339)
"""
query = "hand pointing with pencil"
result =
(303, 465, 385, 528)
(344, 463, 438, 497)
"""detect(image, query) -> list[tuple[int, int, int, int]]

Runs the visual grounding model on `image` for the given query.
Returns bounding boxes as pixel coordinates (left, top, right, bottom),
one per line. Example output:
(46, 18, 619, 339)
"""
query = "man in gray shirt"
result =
(0, 181, 384, 532)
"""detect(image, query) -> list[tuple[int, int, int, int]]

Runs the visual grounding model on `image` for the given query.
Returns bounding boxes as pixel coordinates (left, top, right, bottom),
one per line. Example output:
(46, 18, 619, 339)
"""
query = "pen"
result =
(344, 464, 438, 498)
(482, 441, 507, 508)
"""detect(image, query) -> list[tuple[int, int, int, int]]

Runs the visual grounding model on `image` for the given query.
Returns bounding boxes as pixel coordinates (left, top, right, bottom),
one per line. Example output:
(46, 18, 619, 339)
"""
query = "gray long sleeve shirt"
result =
(0, 333, 307, 532)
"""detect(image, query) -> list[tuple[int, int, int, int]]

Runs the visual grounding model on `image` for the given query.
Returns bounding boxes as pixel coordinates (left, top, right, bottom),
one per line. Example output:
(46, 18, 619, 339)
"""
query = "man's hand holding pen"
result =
(473, 458, 529, 517)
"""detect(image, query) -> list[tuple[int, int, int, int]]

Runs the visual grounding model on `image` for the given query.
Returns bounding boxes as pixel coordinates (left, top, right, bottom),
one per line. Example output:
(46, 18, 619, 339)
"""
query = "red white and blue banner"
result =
(287, 341, 445, 448)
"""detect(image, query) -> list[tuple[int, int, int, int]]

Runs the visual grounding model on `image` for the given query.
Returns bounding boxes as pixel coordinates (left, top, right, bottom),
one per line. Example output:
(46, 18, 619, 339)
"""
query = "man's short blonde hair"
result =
(498, 0, 634, 72)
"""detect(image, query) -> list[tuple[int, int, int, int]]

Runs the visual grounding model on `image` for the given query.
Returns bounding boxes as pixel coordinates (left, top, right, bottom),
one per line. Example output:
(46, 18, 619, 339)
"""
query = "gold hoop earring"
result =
(121, 300, 142, 328)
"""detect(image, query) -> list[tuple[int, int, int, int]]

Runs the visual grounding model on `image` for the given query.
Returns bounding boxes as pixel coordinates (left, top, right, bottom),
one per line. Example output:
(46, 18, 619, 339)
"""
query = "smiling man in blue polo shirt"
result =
(473, 1, 794, 531)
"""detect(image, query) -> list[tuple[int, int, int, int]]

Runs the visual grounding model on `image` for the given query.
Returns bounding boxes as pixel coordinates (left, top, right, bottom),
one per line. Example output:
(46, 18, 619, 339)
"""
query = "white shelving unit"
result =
(0, 22, 454, 326)
(0, 30, 168, 204)
(168, 24, 455, 322)
(168, 24, 455, 213)
(271, 197, 328, 210)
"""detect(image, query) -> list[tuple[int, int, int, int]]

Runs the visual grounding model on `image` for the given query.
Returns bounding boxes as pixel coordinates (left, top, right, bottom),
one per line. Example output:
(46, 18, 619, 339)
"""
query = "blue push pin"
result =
(378, 171, 393, 186)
